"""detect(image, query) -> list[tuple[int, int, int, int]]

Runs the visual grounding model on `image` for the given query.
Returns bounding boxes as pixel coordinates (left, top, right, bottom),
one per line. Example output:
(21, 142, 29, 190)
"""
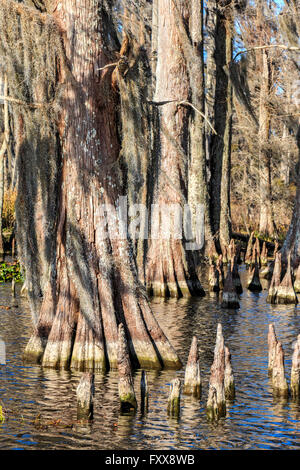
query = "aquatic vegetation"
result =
(0, 261, 23, 283)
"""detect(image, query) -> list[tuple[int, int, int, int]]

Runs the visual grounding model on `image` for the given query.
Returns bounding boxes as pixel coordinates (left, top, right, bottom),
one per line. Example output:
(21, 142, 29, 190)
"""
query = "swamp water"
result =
(0, 266, 300, 450)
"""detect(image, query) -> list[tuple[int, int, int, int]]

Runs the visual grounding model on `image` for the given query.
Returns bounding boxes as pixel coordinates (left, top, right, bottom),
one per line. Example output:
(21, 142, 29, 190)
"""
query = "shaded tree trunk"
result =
(206, 0, 233, 255)
(117, 1, 153, 285)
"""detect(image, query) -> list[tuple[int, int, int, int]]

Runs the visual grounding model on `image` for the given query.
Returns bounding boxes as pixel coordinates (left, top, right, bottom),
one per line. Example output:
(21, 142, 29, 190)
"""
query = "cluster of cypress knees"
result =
(75, 234, 300, 423)
(76, 321, 300, 423)
(208, 234, 299, 308)
(76, 323, 234, 422)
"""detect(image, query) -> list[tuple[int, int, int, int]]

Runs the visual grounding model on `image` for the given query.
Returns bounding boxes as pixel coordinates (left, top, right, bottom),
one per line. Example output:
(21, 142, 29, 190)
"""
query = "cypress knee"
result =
(232, 255, 243, 294)
(216, 255, 224, 290)
(294, 264, 300, 293)
(140, 370, 149, 413)
(227, 240, 235, 265)
(291, 335, 300, 399)
(276, 254, 298, 304)
(184, 336, 201, 397)
(245, 231, 254, 266)
(261, 242, 268, 266)
(76, 372, 94, 421)
(268, 323, 278, 376)
(117, 323, 137, 411)
(260, 261, 274, 280)
(224, 345, 235, 400)
(272, 341, 289, 398)
(267, 253, 282, 303)
(254, 238, 261, 267)
(221, 262, 240, 309)
(208, 262, 220, 292)
(206, 324, 226, 420)
(167, 378, 181, 417)
(247, 254, 262, 292)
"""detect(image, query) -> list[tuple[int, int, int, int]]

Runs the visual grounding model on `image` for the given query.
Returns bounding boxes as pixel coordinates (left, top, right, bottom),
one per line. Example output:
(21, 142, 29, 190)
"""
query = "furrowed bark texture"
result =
(22, 1, 181, 371)
(145, 0, 204, 298)
(272, 341, 289, 398)
(117, 3, 153, 285)
(206, 323, 226, 420)
(184, 336, 201, 397)
(268, 323, 277, 376)
(167, 378, 181, 417)
(291, 335, 300, 399)
(76, 372, 94, 420)
(118, 323, 137, 410)
(206, 0, 233, 254)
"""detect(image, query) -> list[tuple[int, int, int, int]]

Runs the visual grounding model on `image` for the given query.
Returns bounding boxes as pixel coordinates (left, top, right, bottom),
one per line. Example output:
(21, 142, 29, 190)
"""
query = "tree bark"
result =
(22, 0, 181, 371)
(144, 0, 205, 298)
(206, 0, 233, 255)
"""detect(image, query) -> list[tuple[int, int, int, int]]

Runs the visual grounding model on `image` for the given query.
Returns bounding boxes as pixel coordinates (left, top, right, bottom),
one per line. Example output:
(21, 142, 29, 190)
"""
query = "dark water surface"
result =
(0, 266, 300, 450)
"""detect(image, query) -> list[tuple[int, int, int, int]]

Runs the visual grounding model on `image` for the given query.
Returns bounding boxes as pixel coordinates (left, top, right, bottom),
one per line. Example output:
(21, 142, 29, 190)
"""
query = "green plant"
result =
(0, 261, 23, 282)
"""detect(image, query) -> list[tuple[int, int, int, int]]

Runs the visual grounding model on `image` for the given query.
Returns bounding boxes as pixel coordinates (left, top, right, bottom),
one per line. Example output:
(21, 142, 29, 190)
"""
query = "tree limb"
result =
(147, 99, 218, 135)
(233, 44, 300, 62)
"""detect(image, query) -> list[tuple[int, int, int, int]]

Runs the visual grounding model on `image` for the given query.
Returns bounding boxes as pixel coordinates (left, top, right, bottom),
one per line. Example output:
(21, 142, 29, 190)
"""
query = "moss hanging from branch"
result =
(0, 0, 65, 323)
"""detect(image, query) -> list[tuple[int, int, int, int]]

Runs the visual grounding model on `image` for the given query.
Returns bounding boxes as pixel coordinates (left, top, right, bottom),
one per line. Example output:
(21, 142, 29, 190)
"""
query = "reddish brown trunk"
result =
(24, 1, 182, 371)
(145, 0, 204, 298)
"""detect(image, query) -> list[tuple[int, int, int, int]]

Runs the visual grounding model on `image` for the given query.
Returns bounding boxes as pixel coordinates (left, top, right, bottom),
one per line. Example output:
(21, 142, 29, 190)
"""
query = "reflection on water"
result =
(0, 266, 300, 449)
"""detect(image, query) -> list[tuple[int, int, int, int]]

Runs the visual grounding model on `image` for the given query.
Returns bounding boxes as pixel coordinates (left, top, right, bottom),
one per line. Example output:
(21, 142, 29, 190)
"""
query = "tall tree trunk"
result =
(118, 2, 153, 285)
(280, 128, 300, 268)
(144, 0, 205, 298)
(206, 0, 233, 255)
(258, 48, 276, 237)
(188, 0, 217, 260)
(20, 1, 181, 370)
(0, 73, 9, 255)
(256, 2, 276, 237)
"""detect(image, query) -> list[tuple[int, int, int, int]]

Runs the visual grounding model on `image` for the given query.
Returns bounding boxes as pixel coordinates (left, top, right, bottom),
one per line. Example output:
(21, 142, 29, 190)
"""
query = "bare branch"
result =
(147, 99, 218, 135)
(233, 44, 300, 62)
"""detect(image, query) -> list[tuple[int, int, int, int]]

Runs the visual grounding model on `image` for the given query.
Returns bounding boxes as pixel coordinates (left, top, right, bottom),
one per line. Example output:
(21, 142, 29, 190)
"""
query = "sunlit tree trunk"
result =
(144, 0, 205, 298)
(21, 0, 181, 370)
(258, 47, 276, 237)
(188, 0, 217, 260)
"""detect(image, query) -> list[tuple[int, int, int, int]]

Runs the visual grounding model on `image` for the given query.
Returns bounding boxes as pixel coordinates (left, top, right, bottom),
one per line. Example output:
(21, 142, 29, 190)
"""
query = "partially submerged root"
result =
(260, 261, 274, 280)
(247, 255, 262, 292)
(184, 336, 201, 397)
(261, 242, 268, 266)
(267, 253, 282, 304)
(293, 264, 300, 293)
(76, 373, 94, 421)
(224, 345, 235, 400)
(206, 324, 226, 420)
(232, 255, 243, 294)
(268, 324, 278, 376)
(146, 239, 205, 298)
(24, 276, 182, 371)
(208, 262, 220, 293)
(272, 341, 289, 398)
(268, 253, 298, 305)
(118, 323, 137, 411)
(216, 255, 224, 290)
(291, 335, 300, 400)
(245, 231, 254, 266)
(167, 378, 181, 417)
